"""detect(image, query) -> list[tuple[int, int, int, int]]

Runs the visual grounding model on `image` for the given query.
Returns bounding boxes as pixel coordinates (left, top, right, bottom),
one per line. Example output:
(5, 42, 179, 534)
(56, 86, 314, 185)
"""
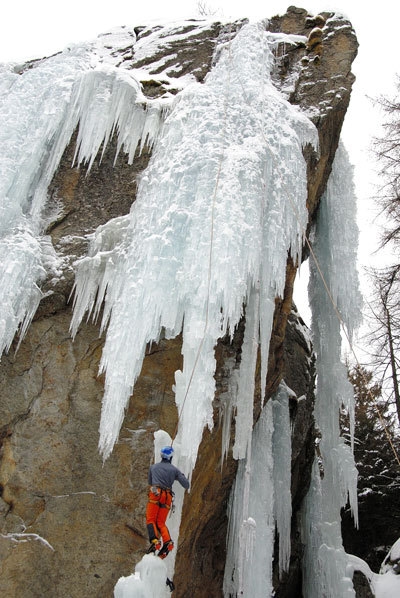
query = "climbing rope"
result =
(260, 95, 400, 467)
(255, 105, 400, 466)
(236, 33, 400, 469)
(170, 25, 400, 471)
(171, 24, 234, 445)
(291, 192, 400, 468)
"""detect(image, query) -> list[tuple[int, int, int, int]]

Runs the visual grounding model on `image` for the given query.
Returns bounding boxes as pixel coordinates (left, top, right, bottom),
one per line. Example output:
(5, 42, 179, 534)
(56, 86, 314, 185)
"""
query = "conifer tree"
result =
(342, 364, 400, 570)
(348, 365, 397, 492)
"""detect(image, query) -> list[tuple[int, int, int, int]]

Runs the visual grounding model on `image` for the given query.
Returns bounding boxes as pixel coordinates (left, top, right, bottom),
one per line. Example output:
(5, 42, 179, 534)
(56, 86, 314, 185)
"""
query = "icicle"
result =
(0, 45, 167, 360)
(219, 358, 239, 466)
(0, 49, 87, 357)
(69, 67, 166, 171)
(233, 282, 260, 459)
(272, 382, 293, 576)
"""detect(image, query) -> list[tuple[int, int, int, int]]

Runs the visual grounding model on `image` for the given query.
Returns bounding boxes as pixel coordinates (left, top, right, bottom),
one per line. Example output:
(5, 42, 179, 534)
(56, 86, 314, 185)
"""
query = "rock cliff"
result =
(0, 7, 358, 597)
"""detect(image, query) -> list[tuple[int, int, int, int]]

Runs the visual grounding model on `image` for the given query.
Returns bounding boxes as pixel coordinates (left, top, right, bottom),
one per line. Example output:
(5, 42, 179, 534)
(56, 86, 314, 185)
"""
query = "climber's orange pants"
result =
(146, 487, 173, 544)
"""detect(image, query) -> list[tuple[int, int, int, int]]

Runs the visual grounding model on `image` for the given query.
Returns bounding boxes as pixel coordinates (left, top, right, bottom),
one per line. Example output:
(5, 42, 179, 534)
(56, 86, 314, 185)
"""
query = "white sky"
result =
(1, 0, 399, 318)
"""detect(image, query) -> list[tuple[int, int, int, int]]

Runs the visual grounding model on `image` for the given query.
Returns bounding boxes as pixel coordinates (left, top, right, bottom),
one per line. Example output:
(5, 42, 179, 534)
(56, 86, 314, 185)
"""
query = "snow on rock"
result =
(348, 539, 400, 598)
(373, 572, 400, 598)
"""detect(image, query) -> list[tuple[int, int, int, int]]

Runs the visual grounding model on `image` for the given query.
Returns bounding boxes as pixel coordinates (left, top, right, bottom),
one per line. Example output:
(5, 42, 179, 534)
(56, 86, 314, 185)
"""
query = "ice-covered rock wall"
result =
(0, 8, 359, 598)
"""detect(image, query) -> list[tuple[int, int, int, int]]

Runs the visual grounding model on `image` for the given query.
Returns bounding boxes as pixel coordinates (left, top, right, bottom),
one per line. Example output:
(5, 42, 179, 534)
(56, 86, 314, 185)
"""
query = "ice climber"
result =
(146, 446, 190, 558)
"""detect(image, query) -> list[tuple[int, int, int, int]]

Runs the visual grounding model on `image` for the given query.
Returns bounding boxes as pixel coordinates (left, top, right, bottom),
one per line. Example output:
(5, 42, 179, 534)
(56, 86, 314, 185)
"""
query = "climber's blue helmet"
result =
(160, 446, 174, 461)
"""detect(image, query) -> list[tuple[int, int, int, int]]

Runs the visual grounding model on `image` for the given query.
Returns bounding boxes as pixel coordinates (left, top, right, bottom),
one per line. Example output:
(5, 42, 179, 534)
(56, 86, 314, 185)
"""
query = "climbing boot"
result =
(158, 540, 174, 559)
(147, 539, 161, 554)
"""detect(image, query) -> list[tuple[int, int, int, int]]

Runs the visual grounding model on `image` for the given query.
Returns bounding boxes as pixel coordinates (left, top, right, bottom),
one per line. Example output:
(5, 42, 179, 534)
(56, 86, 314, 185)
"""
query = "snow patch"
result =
(114, 555, 170, 598)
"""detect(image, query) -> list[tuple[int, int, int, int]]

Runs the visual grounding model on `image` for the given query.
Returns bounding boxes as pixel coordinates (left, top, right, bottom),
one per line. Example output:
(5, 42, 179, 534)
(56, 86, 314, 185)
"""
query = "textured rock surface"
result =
(0, 7, 358, 597)
(0, 314, 182, 596)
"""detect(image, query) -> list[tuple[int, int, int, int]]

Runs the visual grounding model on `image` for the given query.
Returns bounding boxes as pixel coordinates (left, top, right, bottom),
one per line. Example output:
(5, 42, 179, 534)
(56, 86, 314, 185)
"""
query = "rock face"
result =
(0, 8, 358, 597)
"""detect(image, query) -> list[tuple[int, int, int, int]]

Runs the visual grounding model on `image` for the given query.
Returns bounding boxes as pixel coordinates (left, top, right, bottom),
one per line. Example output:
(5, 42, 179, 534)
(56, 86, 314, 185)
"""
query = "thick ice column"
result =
(223, 401, 275, 598)
(302, 142, 361, 597)
(223, 381, 293, 597)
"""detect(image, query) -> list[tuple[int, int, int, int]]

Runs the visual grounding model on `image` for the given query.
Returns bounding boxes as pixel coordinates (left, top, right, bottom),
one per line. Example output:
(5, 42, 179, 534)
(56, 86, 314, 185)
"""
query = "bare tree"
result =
(372, 77, 400, 248)
(197, 1, 218, 17)
(367, 79, 400, 424)
(367, 266, 400, 424)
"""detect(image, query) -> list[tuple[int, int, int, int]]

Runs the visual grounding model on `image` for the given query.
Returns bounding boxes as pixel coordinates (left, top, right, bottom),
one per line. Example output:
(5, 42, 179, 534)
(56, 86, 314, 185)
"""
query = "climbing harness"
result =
(148, 486, 174, 510)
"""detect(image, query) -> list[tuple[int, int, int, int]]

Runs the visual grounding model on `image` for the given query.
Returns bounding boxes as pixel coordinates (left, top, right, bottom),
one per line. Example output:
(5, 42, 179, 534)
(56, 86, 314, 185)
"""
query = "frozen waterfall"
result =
(70, 22, 318, 466)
